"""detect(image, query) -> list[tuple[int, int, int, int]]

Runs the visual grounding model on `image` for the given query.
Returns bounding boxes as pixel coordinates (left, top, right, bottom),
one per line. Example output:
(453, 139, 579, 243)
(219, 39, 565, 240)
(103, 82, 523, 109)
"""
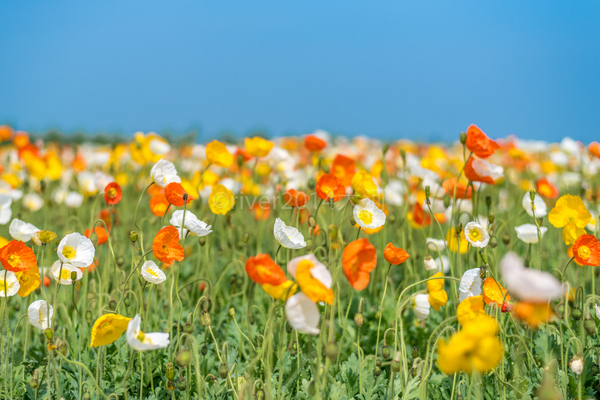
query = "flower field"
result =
(1, 124, 600, 399)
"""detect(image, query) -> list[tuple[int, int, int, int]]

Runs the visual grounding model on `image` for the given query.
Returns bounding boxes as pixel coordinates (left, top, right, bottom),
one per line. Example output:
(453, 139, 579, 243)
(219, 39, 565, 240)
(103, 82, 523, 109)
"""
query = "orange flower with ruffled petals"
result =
(165, 182, 193, 207)
(384, 243, 410, 265)
(152, 226, 185, 265)
(465, 124, 500, 158)
(103, 182, 122, 205)
(304, 135, 327, 152)
(572, 234, 600, 266)
(342, 238, 377, 290)
(331, 154, 356, 186)
(536, 178, 558, 199)
(149, 194, 170, 217)
(316, 174, 346, 202)
(0, 240, 37, 273)
(245, 254, 287, 286)
(284, 189, 309, 208)
(482, 277, 511, 306)
(443, 178, 472, 200)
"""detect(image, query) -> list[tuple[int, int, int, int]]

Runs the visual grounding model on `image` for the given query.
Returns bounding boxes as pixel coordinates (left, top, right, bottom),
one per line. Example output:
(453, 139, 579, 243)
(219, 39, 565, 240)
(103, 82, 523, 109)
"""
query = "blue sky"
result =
(1, 1, 599, 142)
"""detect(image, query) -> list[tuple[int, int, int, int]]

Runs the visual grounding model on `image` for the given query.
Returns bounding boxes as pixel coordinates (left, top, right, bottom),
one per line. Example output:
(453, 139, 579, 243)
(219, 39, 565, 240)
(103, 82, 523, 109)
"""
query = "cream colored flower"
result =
(515, 224, 547, 244)
(57, 233, 95, 268)
(412, 294, 430, 320)
(9, 219, 40, 242)
(126, 314, 170, 350)
(140, 261, 166, 284)
(274, 218, 306, 249)
(352, 198, 386, 230)
(28, 300, 53, 330)
(150, 159, 181, 188)
(51, 261, 83, 285)
(285, 292, 320, 335)
(0, 270, 20, 297)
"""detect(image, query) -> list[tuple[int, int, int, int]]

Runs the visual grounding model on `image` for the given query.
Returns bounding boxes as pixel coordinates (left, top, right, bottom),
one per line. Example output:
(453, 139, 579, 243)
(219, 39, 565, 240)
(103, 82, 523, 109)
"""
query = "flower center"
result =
(60, 269, 72, 281)
(578, 245, 591, 260)
(0, 278, 13, 291)
(358, 209, 373, 225)
(136, 330, 146, 341)
(38, 309, 46, 322)
(107, 187, 117, 198)
(146, 267, 159, 277)
(62, 245, 77, 260)
(468, 229, 482, 242)
(7, 254, 20, 268)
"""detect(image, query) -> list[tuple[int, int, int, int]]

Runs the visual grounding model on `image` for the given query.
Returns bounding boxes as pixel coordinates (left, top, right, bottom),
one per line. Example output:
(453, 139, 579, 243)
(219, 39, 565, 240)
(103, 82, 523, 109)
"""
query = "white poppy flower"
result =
(522, 192, 547, 218)
(287, 254, 332, 288)
(435, 256, 451, 273)
(65, 192, 84, 208)
(412, 294, 430, 320)
(51, 261, 83, 285)
(127, 314, 170, 351)
(426, 238, 446, 252)
(0, 194, 12, 225)
(149, 139, 171, 155)
(285, 292, 320, 335)
(499, 252, 564, 302)
(384, 180, 404, 207)
(464, 222, 490, 248)
(570, 357, 584, 375)
(0, 181, 23, 201)
(423, 256, 438, 271)
(471, 158, 504, 182)
(459, 268, 482, 302)
(0, 270, 20, 297)
(57, 233, 95, 268)
(53, 187, 68, 204)
(595, 303, 600, 320)
(274, 218, 306, 249)
(353, 198, 386, 230)
(170, 210, 212, 239)
(23, 193, 44, 212)
(9, 219, 40, 242)
(150, 159, 181, 188)
(515, 224, 548, 244)
(28, 300, 53, 330)
(140, 261, 167, 284)
(93, 172, 114, 192)
(78, 172, 98, 195)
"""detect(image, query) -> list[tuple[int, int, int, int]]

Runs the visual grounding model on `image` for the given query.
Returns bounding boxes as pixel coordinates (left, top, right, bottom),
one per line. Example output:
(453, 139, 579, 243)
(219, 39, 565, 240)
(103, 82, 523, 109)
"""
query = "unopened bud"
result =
(307, 178, 316, 190)
(584, 318, 596, 335)
(373, 366, 382, 376)
(479, 265, 487, 280)
(489, 236, 498, 248)
(166, 363, 175, 380)
(381, 345, 391, 359)
(177, 376, 187, 391)
(325, 341, 339, 360)
(305, 239, 313, 251)
(443, 196, 450, 208)
(459, 132, 466, 145)
(200, 310, 211, 326)
(109, 299, 117, 311)
(167, 380, 175, 391)
(412, 346, 419, 359)
(501, 231, 510, 245)
(176, 349, 192, 367)
(485, 195, 492, 209)
(199, 236, 207, 246)
(329, 224, 338, 240)
(308, 215, 316, 228)
(129, 231, 138, 243)
(456, 222, 463, 234)
(29, 377, 39, 389)
(218, 362, 229, 379)
(243, 232, 249, 244)
(70, 271, 78, 282)
(116, 256, 124, 266)
(85, 310, 92, 325)
(229, 307, 236, 318)
(572, 307, 582, 321)
(201, 345, 208, 356)
(488, 212, 495, 224)
(529, 189, 536, 202)
(124, 297, 130, 307)
(183, 323, 194, 334)
(44, 328, 54, 341)
(354, 313, 364, 328)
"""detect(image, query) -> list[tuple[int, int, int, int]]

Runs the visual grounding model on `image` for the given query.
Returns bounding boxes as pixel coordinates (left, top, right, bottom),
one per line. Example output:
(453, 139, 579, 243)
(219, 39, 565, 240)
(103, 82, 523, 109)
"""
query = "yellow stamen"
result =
(146, 268, 159, 277)
(62, 245, 77, 260)
(578, 245, 591, 260)
(358, 209, 373, 225)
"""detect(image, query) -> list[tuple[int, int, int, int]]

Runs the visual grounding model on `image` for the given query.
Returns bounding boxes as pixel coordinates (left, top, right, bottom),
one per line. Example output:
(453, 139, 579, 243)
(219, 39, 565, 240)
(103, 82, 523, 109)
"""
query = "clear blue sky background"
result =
(1, 1, 599, 142)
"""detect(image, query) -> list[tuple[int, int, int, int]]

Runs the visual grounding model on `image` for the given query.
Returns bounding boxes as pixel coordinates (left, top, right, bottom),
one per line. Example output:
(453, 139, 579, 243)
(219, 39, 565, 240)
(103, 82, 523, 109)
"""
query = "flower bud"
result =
(308, 215, 317, 228)
(373, 366, 382, 377)
(349, 216, 357, 227)
(308, 380, 317, 396)
(229, 274, 237, 287)
(85, 310, 92, 325)
(129, 231, 138, 243)
(389, 214, 396, 224)
(456, 222, 463, 234)
(329, 224, 338, 240)
(325, 341, 339, 360)
(183, 322, 194, 334)
(584, 317, 596, 336)
(443, 196, 450, 208)
(307, 178, 316, 190)
(176, 349, 192, 367)
(109, 299, 117, 311)
(412, 346, 419, 359)
(489, 236, 498, 248)
(410, 367, 417, 378)
(243, 232, 249, 244)
(116, 256, 125, 267)
(201, 345, 208, 356)
(305, 239, 313, 251)
(29, 377, 39, 389)
(44, 328, 54, 341)
(485, 195, 492, 209)
(199, 236, 207, 246)
(255, 388, 265, 400)
(70, 271, 78, 282)
(354, 313, 363, 328)
(381, 345, 391, 359)
(167, 380, 175, 391)
(229, 307, 236, 318)
(391, 360, 401, 373)
(57, 339, 68, 356)
(200, 310, 211, 326)
(423, 256, 437, 271)
(177, 376, 187, 391)
(501, 231, 510, 245)
(479, 265, 487, 280)
(459, 132, 467, 144)
(570, 355, 584, 375)
(376, 358, 382, 367)
(488, 212, 495, 224)
(166, 362, 175, 380)
(572, 306, 582, 321)
(218, 362, 229, 379)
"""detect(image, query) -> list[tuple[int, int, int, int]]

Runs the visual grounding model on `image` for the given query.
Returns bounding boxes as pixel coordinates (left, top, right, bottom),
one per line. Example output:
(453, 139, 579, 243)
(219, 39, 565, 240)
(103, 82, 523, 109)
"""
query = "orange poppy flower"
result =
(148, 184, 165, 197)
(465, 124, 500, 159)
(572, 234, 600, 266)
(383, 243, 410, 265)
(99, 208, 119, 230)
(589, 142, 600, 159)
(316, 174, 346, 202)
(482, 277, 511, 306)
(104, 182, 122, 205)
(408, 202, 431, 229)
(342, 238, 377, 291)
(13, 131, 30, 149)
(245, 254, 287, 286)
(536, 178, 559, 199)
(72, 153, 87, 172)
(0, 125, 12, 141)
(85, 226, 109, 245)
(331, 154, 356, 186)
(442, 178, 472, 199)
(513, 302, 553, 328)
(0, 240, 37, 273)
(284, 189, 309, 208)
(165, 182, 193, 207)
(250, 202, 271, 221)
(304, 135, 327, 152)
(235, 148, 253, 162)
(152, 226, 185, 265)
(149, 194, 170, 217)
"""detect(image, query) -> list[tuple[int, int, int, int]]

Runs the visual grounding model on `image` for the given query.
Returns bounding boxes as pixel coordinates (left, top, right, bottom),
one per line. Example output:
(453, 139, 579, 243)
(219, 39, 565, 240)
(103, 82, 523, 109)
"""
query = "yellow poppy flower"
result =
(0, 236, 9, 248)
(456, 295, 486, 326)
(15, 264, 41, 297)
(208, 184, 235, 215)
(262, 281, 297, 301)
(245, 137, 274, 157)
(294, 259, 334, 305)
(90, 313, 132, 347)
(446, 227, 469, 254)
(351, 170, 378, 198)
(548, 194, 591, 245)
(427, 272, 448, 311)
(206, 140, 234, 168)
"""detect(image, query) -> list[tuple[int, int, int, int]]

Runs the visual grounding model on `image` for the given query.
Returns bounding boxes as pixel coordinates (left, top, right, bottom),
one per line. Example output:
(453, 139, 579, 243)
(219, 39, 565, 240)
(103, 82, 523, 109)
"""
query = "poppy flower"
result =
(287, 254, 333, 304)
(572, 234, 600, 266)
(499, 252, 564, 302)
(9, 219, 40, 242)
(273, 218, 306, 249)
(127, 314, 170, 351)
(304, 135, 326, 152)
(383, 243, 410, 265)
(412, 293, 430, 320)
(104, 182, 122, 205)
(245, 137, 274, 157)
(548, 194, 591, 245)
(465, 124, 500, 158)
(15, 263, 41, 296)
(442, 178, 472, 200)
(589, 142, 600, 159)
(152, 226, 185, 265)
(0, 240, 37, 272)
(536, 178, 558, 199)
(85, 226, 109, 245)
(353, 198, 386, 230)
(456, 295, 486, 326)
(285, 292, 320, 334)
(170, 210, 212, 239)
(514, 224, 547, 244)
(446, 227, 469, 254)
(250, 202, 271, 221)
(464, 222, 489, 248)
(31, 230, 58, 246)
(140, 260, 167, 284)
(57, 233, 95, 268)
(513, 302, 553, 328)
(342, 238, 377, 291)
(90, 313, 132, 347)
(165, 182, 193, 207)
(464, 158, 503, 184)
(316, 174, 345, 202)
(284, 189, 309, 208)
(427, 272, 448, 311)
(234, 147, 253, 163)
(99, 208, 119, 230)
(482, 277, 510, 306)
(206, 140, 234, 167)
(27, 300, 53, 330)
(51, 261, 83, 284)
(149, 194, 170, 217)
(459, 268, 482, 302)
(208, 184, 235, 215)
(0, 271, 20, 297)
(245, 253, 295, 300)
(521, 192, 547, 218)
(408, 202, 431, 229)
(331, 155, 356, 186)
(150, 159, 181, 188)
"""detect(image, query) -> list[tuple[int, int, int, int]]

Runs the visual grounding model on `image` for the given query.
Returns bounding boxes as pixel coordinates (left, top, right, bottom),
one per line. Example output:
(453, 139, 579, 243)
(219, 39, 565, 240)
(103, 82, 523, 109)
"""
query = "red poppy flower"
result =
(304, 135, 327, 152)
(465, 124, 500, 159)
(284, 189, 309, 208)
(152, 226, 185, 265)
(572, 234, 600, 266)
(316, 174, 346, 202)
(104, 182, 122, 205)
(342, 238, 377, 290)
(0, 240, 37, 272)
(165, 182, 193, 207)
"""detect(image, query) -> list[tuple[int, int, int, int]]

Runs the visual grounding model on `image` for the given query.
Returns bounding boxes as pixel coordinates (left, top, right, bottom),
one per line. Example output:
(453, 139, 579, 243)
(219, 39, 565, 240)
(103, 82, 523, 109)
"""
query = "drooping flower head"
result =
(127, 314, 170, 351)
(0, 240, 37, 272)
(152, 226, 185, 265)
(90, 313, 132, 347)
(342, 238, 377, 291)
